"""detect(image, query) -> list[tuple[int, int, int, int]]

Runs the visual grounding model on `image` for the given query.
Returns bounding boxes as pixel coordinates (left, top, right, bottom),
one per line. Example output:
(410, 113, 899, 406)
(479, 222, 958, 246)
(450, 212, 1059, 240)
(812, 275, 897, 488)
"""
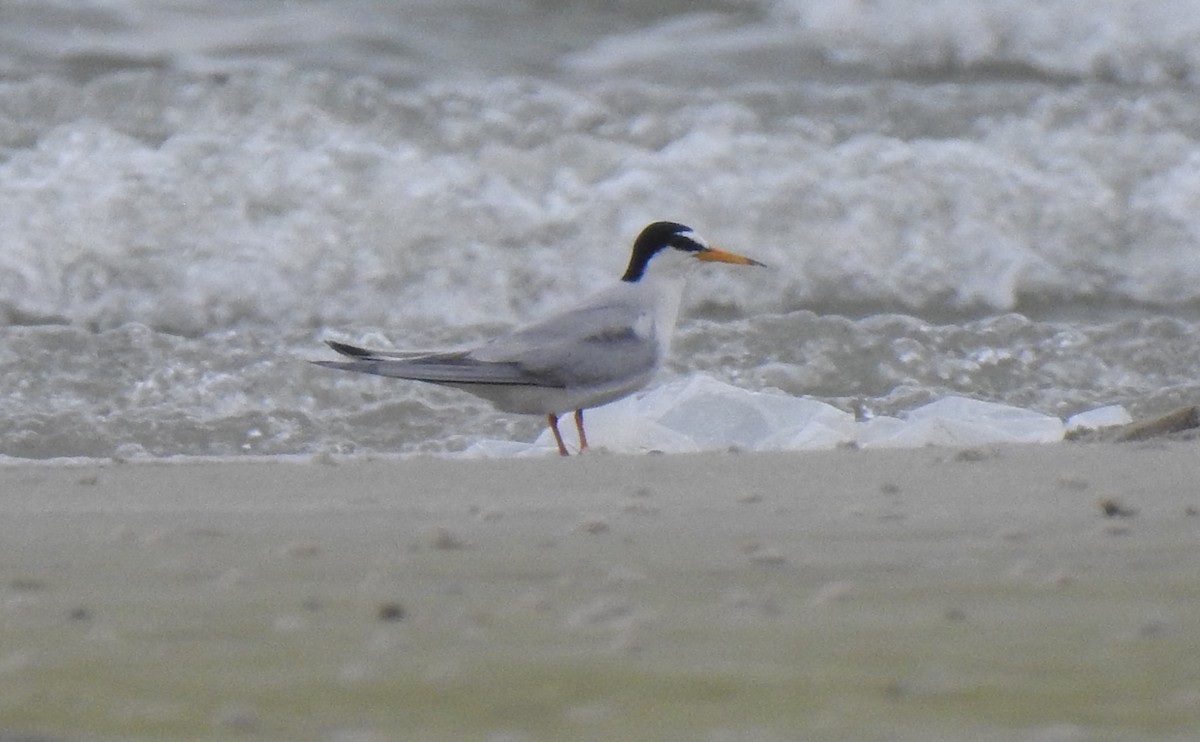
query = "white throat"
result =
(639, 271, 688, 360)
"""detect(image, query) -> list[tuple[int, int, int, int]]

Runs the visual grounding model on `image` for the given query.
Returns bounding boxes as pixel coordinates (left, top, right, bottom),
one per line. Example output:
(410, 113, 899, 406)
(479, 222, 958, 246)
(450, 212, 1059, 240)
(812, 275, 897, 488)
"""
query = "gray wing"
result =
(469, 298, 659, 388)
(314, 340, 548, 386)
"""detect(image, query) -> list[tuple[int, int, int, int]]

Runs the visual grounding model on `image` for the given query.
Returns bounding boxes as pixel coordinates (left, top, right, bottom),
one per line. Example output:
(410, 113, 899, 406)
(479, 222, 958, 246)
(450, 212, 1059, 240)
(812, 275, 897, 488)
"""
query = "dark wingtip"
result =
(325, 339, 373, 358)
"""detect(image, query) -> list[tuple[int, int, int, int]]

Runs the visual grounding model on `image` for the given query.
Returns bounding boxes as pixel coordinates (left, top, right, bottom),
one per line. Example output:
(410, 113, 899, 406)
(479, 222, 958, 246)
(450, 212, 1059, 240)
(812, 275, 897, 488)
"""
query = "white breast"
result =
(642, 274, 686, 360)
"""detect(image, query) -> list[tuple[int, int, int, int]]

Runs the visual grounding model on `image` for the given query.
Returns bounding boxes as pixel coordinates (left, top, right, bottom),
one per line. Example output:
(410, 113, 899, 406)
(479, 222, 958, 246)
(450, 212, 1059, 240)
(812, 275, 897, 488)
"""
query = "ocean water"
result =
(3, 0, 1200, 458)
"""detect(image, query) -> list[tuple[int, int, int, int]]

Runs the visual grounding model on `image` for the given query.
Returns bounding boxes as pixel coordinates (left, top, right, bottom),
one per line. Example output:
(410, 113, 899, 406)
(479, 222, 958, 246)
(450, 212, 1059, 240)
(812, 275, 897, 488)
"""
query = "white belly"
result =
(440, 366, 658, 415)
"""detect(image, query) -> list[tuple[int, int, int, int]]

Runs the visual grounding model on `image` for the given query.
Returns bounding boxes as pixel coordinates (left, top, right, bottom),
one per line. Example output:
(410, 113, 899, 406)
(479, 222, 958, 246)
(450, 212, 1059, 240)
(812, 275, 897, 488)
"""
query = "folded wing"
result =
(470, 299, 659, 388)
(314, 341, 546, 387)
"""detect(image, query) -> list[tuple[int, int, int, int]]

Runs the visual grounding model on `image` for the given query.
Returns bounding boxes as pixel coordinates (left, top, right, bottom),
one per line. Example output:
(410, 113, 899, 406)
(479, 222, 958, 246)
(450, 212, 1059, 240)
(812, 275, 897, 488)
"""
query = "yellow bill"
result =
(695, 246, 767, 267)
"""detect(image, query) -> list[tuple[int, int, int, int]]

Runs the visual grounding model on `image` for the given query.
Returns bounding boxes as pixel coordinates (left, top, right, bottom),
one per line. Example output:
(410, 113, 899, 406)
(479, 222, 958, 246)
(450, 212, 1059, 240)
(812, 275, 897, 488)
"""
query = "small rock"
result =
(1099, 498, 1137, 518)
(9, 578, 47, 592)
(376, 603, 406, 622)
(954, 448, 988, 462)
(575, 518, 609, 535)
(429, 527, 466, 550)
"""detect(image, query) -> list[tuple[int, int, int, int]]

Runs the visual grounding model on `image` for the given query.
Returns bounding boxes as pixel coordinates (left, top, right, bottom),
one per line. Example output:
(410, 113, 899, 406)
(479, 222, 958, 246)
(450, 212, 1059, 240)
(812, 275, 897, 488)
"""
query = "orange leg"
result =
(547, 413, 570, 456)
(574, 409, 589, 452)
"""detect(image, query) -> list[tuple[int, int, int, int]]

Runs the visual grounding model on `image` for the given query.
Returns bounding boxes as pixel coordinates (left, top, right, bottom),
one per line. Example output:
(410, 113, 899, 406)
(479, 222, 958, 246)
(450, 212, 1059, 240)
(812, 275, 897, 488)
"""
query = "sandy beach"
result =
(1, 441, 1198, 742)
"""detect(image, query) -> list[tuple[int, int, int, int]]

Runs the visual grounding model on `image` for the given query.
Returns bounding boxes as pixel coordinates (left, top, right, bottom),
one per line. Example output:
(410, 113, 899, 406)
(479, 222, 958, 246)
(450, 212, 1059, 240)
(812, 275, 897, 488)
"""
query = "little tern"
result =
(313, 221, 765, 455)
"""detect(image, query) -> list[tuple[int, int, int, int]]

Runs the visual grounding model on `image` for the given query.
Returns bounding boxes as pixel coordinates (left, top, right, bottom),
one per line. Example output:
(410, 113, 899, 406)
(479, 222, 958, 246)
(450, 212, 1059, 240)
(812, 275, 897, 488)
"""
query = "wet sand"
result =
(1, 442, 1198, 741)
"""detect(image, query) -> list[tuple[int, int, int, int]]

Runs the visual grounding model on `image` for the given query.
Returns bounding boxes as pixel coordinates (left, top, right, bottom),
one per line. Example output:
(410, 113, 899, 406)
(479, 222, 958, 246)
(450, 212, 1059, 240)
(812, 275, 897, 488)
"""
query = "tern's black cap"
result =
(620, 221, 702, 282)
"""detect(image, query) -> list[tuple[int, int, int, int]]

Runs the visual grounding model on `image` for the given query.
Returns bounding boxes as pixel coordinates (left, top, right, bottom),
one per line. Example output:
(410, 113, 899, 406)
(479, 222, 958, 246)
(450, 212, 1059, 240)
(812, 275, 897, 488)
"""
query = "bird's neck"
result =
(641, 273, 688, 357)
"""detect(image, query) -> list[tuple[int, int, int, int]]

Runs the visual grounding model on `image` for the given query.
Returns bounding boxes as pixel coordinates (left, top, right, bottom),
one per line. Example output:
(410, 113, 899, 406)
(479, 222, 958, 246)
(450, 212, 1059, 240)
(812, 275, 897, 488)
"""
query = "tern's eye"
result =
(669, 233, 706, 253)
